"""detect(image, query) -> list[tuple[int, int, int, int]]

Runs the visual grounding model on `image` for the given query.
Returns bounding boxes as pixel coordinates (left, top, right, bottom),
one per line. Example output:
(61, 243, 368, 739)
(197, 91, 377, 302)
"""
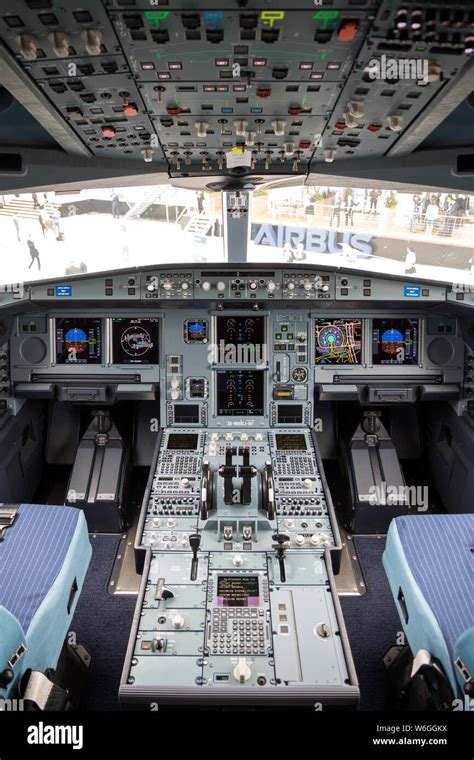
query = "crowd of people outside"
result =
(409, 192, 467, 237)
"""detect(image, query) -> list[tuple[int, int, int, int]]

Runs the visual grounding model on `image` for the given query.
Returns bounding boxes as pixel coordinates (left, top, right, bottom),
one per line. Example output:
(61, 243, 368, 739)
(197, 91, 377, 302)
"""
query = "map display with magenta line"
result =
(55, 318, 102, 364)
(314, 319, 362, 365)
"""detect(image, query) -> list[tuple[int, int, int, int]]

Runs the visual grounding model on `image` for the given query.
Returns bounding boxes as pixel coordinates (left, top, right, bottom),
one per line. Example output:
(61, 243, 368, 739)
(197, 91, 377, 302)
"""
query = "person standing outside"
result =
(425, 197, 439, 236)
(369, 189, 380, 214)
(51, 207, 62, 239)
(112, 193, 120, 219)
(27, 236, 41, 270)
(38, 211, 47, 238)
(329, 192, 342, 227)
(12, 215, 20, 242)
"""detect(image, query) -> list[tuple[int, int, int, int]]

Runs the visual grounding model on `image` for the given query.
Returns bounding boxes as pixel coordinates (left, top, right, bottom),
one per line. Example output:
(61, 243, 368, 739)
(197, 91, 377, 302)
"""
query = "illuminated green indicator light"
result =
(261, 11, 285, 28)
(416, 46, 427, 52)
(313, 10, 340, 28)
(144, 11, 170, 28)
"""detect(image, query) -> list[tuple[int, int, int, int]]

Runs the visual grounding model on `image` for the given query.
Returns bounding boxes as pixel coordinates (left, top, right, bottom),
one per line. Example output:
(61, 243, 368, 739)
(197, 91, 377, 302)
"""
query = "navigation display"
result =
(372, 319, 419, 365)
(314, 318, 362, 365)
(112, 318, 159, 364)
(216, 576, 259, 607)
(215, 316, 265, 364)
(55, 318, 102, 364)
(216, 369, 264, 416)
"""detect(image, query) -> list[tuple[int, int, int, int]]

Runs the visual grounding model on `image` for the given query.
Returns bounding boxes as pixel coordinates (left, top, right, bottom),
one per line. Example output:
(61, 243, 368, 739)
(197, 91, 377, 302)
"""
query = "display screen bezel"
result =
(111, 316, 160, 365)
(371, 318, 420, 366)
(314, 317, 363, 366)
(54, 317, 103, 365)
(212, 314, 267, 366)
(215, 368, 266, 417)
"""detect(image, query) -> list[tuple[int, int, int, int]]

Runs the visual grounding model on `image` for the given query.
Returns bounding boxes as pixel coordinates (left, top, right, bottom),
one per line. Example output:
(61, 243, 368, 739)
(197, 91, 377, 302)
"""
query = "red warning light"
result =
(338, 20, 359, 42)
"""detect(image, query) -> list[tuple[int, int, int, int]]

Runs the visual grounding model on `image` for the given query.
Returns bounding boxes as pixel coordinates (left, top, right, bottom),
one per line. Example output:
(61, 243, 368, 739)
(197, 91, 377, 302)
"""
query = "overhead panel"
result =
(0, 1, 472, 177)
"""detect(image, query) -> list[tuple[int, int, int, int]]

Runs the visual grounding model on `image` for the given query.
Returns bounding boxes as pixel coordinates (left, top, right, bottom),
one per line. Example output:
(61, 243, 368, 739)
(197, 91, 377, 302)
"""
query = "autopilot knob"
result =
(162, 280, 172, 291)
(201, 281, 211, 291)
(266, 280, 276, 292)
(233, 657, 252, 683)
(303, 280, 313, 291)
(233, 554, 244, 567)
(217, 281, 226, 292)
(180, 478, 191, 489)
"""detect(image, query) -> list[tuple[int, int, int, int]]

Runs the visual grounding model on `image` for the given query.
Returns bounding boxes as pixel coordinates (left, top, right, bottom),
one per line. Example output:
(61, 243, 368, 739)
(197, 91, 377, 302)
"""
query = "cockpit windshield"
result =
(1, 183, 472, 287)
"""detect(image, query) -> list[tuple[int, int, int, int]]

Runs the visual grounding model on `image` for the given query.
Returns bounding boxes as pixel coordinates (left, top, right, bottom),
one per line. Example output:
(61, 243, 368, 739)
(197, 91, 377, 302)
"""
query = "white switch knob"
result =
(170, 390, 180, 400)
(240, 433, 249, 441)
(324, 148, 337, 163)
(285, 519, 295, 529)
(49, 31, 70, 57)
(388, 114, 403, 132)
(347, 100, 364, 118)
(153, 518, 161, 528)
(225, 433, 234, 442)
(272, 120, 286, 136)
(234, 120, 248, 136)
(81, 28, 102, 56)
(287, 282, 295, 290)
(343, 112, 359, 128)
(172, 614, 185, 629)
(170, 378, 180, 389)
(210, 433, 219, 441)
(303, 478, 313, 490)
(233, 657, 252, 683)
(267, 281, 276, 292)
(233, 554, 244, 566)
(180, 478, 190, 489)
(295, 534, 306, 546)
(163, 280, 172, 290)
(16, 34, 37, 60)
(181, 282, 189, 290)
(310, 534, 321, 546)
(202, 281, 211, 291)
(217, 281, 226, 292)
(167, 518, 176, 528)
(195, 122, 209, 137)
(255, 433, 263, 442)
(303, 280, 313, 291)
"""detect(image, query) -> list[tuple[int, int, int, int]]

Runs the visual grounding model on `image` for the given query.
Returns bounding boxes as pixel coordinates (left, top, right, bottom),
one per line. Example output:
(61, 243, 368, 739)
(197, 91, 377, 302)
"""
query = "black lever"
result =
(272, 533, 289, 583)
(189, 533, 201, 581)
(218, 447, 237, 505)
(239, 447, 257, 506)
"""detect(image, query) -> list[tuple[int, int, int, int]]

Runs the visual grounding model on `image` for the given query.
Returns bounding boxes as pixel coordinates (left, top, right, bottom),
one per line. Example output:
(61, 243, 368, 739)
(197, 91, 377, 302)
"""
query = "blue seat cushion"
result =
(0, 503, 82, 632)
(384, 514, 474, 697)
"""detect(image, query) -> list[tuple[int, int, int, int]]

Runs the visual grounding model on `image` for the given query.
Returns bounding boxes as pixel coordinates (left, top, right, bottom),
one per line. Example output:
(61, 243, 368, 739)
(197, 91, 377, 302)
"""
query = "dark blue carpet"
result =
(70, 535, 137, 710)
(340, 537, 400, 710)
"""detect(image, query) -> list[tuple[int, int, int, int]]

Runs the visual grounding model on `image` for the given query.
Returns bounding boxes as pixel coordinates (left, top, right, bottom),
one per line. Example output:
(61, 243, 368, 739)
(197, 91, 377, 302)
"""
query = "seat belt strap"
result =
(0, 505, 20, 541)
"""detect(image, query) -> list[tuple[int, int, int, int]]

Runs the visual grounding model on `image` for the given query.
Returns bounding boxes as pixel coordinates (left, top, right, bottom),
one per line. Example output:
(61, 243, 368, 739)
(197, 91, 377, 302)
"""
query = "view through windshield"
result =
(1, 183, 472, 288)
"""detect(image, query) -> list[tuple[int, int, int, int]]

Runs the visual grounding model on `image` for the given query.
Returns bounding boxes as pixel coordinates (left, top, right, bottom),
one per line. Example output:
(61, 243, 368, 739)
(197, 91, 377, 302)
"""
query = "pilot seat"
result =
(0, 503, 92, 708)
(383, 514, 474, 710)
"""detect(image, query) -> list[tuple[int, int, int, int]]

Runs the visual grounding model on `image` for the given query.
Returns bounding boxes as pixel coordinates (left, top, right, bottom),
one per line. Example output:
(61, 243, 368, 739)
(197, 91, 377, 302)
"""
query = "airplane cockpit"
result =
(0, 0, 472, 744)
